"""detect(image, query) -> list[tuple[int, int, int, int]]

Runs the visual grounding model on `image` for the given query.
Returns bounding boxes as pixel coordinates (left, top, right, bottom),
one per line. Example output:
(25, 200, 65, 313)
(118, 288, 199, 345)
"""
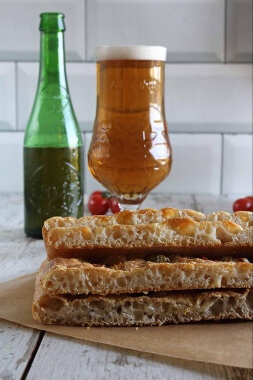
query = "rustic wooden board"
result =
(143, 193, 196, 210)
(0, 193, 43, 379)
(194, 194, 235, 214)
(0, 320, 40, 380)
(0, 193, 45, 282)
(27, 333, 253, 380)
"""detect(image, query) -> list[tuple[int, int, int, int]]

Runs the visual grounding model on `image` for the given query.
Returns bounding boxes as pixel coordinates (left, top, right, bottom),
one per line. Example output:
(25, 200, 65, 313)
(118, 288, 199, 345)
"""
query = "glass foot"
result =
(115, 194, 147, 211)
(119, 203, 142, 211)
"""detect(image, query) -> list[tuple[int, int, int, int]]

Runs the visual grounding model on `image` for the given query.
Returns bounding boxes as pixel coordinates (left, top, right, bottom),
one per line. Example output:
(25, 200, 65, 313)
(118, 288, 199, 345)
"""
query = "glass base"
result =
(115, 194, 147, 211)
(118, 203, 142, 211)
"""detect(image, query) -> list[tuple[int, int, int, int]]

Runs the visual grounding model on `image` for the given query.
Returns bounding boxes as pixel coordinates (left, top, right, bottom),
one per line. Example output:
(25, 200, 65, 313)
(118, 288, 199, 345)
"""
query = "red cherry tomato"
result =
(90, 190, 103, 197)
(108, 198, 121, 214)
(245, 196, 253, 211)
(233, 197, 253, 212)
(88, 194, 109, 215)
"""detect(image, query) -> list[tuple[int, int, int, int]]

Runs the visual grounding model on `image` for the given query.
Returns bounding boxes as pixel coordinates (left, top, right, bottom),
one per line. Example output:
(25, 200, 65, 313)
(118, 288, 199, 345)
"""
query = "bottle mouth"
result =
(96, 46, 167, 61)
(39, 13, 65, 32)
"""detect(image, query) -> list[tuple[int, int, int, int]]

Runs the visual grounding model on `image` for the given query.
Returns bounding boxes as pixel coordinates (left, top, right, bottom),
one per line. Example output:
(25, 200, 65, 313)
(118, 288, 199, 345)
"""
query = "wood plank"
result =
(143, 193, 195, 210)
(0, 194, 43, 379)
(26, 333, 253, 380)
(0, 320, 40, 380)
(0, 193, 45, 283)
(194, 194, 235, 214)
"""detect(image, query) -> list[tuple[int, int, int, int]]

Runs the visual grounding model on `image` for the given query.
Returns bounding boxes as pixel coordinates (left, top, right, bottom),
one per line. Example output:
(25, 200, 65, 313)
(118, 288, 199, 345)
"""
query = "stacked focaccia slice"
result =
(32, 208, 253, 326)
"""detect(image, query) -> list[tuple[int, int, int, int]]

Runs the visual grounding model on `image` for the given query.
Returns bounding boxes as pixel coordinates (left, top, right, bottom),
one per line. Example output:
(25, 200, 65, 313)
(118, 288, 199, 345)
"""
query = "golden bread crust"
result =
(44, 216, 253, 261)
(42, 209, 253, 244)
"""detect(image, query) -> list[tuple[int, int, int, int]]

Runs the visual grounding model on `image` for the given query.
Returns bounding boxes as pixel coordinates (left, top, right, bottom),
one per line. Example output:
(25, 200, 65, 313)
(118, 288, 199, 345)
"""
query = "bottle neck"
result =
(39, 31, 67, 87)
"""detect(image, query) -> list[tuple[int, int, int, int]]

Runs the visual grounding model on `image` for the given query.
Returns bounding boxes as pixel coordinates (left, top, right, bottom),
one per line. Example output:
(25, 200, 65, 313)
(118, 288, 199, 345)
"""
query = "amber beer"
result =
(88, 46, 172, 204)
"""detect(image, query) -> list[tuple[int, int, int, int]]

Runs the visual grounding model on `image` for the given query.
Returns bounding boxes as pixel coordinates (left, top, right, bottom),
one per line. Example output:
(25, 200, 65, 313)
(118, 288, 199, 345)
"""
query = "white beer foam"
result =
(96, 46, 167, 61)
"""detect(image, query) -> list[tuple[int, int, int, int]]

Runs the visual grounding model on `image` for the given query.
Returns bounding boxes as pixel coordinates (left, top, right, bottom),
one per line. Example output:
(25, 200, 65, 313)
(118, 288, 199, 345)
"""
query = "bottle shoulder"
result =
(24, 129, 83, 148)
(24, 86, 83, 148)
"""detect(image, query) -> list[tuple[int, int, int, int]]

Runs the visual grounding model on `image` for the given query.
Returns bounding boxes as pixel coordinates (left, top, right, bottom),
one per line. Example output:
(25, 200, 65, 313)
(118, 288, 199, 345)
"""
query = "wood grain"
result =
(0, 194, 43, 380)
(27, 333, 253, 380)
(0, 320, 40, 380)
(0, 193, 45, 282)
(194, 194, 236, 214)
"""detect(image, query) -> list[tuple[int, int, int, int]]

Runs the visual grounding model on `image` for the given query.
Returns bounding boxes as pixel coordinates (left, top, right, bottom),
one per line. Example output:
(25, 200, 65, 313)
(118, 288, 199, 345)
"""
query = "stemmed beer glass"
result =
(88, 46, 172, 210)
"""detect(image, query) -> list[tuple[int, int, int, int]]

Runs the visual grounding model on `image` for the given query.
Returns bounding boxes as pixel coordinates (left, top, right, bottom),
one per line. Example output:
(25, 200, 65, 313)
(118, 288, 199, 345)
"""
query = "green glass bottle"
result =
(24, 13, 84, 238)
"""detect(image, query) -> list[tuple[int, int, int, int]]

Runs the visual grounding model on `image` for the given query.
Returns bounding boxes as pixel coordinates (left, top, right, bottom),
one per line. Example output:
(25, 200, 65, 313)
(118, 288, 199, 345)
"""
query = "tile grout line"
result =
(83, 131, 88, 196)
(14, 62, 18, 131)
(3, 60, 252, 65)
(85, 0, 87, 61)
(0, 130, 251, 135)
(220, 134, 225, 195)
(224, 0, 228, 63)
(1, 60, 252, 65)
(20, 330, 45, 380)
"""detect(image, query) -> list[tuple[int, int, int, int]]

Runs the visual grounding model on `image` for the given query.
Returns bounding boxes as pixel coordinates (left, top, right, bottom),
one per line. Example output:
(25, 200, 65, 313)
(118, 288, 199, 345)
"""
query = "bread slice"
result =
(32, 280, 253, 326)
(39, 256, 253, 296)
(44, 217, 253, 261)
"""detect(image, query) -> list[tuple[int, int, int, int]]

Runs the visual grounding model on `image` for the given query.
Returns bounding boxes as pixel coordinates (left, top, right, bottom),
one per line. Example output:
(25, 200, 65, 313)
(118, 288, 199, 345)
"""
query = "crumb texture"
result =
(36, 208, 253, 327)
(32, 287, 253, 326)
(40, 256, 253, 295)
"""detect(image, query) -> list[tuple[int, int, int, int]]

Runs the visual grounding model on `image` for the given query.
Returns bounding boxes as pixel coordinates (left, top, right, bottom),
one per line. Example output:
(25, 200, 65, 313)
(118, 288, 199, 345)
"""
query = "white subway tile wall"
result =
(0, 63, 16, 130)
(166, 64, 252, 133)
(0, 0, 85, 61)
(160, 134, 222, 195)
(226, 0, 253, 62)
(87, 0, 225, 62)
(0, 133, 24, 192)
(0, 0, 252, 195)
(222, 134, 253, 195)
(17, 63, 39, 131)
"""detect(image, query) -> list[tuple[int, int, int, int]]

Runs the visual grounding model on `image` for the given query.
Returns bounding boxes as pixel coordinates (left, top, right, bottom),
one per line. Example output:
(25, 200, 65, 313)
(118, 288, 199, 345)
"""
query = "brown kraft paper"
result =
(0, 273, 252, 369)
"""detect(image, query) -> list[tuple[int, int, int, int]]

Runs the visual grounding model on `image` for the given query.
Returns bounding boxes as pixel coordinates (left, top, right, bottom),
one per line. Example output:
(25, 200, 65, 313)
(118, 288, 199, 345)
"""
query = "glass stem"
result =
(119, 203, 142, 211)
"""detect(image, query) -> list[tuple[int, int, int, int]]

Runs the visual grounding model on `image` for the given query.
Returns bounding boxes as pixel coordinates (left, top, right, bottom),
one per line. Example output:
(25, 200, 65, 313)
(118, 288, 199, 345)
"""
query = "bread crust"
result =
(32, 280, 253, 326)
(34, 209, 253, 327)
(38, 256, 253, 296)
(44, 217, 253, 261)
(43, 209, 253, 236)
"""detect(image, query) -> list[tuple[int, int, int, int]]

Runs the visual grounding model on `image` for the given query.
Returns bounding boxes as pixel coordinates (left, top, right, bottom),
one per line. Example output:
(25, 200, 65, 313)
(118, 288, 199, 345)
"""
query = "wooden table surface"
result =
(0, 192, 252, 380)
